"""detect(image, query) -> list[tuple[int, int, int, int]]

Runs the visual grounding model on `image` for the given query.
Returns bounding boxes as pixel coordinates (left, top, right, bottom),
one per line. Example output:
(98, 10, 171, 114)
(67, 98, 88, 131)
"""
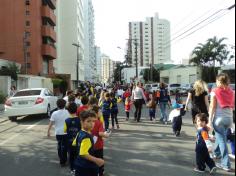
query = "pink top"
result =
(213, 87, 235, 108)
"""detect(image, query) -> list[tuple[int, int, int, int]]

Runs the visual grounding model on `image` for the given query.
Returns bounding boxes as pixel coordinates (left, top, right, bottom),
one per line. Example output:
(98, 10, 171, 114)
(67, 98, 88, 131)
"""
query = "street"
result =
(0, 106, 235, 176)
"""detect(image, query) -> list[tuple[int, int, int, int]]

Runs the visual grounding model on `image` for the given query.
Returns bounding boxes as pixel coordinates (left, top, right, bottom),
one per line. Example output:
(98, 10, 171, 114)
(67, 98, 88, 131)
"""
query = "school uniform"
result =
(64, 117, 81, 171)
(73, 130, 99, 176)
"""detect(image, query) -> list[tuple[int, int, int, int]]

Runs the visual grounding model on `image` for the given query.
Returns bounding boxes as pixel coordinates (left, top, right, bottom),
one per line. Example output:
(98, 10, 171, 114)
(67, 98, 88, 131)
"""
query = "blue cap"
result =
(172, 102, 181, 109)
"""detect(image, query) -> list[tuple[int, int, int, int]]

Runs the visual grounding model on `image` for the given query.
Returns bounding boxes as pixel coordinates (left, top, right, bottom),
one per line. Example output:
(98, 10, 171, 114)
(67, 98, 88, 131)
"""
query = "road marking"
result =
(0, 119, 45, 146)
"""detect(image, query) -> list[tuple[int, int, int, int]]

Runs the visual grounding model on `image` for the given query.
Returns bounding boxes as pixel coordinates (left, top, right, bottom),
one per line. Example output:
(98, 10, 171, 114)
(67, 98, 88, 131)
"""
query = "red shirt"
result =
(77, 105, 89, 117)
(91, 119, 104, 150)
(123, 91, 131, 98)
(125, 101, 132, 111)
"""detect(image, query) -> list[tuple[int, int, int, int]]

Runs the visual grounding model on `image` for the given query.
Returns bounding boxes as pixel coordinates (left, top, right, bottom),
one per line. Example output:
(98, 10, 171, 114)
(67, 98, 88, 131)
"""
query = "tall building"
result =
(101, 54, 114, 83)
(95, 46, 102, 82)
(83, 0, 96, 82)
(0, 0, 57, 75)
(55, 0, 85, 88)
(128, 13, 171, 67)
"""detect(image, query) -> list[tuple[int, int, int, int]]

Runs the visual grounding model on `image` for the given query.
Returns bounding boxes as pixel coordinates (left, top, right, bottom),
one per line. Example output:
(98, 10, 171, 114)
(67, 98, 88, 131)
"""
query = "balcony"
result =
(47, 0, 56, 10)
(41, 6, 56, 26)
(41, 26, 56, 42)
(42, 44, 56, 60)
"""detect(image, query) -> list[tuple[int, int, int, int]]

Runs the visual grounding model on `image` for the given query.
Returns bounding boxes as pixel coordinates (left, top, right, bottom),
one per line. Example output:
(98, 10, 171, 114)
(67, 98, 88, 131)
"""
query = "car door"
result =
(45, 89, 57, 110)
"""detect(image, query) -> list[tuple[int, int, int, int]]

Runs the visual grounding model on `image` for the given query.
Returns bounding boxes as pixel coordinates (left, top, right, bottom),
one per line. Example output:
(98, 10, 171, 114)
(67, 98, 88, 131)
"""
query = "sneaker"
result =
(229, 154, 235, 160)
(70, 170, 75, 176)
(126, 118, 129, 121)
(117, 124, 120, 129)
(210, 167, 217, 174)
(175, 131, 180, 137)
(165, 121, 168, 125)
(194, 168, 205, 173)
(216, 163, 231, 172)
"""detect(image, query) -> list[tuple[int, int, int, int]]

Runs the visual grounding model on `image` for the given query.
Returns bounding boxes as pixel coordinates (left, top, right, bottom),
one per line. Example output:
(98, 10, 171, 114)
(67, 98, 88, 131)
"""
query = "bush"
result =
(0, 92, 6, 104)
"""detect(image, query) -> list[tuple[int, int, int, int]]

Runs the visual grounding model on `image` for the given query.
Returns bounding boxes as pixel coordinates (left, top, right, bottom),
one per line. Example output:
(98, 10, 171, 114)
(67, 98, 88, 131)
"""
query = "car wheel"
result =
(45, 105, 51, 118)
(9, 116, 17, 122)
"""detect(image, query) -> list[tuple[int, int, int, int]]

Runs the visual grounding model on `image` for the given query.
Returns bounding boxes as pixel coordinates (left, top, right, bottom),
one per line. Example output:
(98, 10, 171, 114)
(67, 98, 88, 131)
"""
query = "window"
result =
(26, 21, 30, 26)
(27, 63, 31, 69)
(25, 31, 31, 37)
(43, 59, 49, 74)
(26, 41, 30, 46)
(26, 10, 30, 15)
(25, 0, 30, 5)
(26, 52, 30, 57)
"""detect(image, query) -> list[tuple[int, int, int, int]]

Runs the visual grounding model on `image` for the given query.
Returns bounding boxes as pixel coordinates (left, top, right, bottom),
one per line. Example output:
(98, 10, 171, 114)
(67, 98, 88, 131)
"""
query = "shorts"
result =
(75, 167, 98, 176)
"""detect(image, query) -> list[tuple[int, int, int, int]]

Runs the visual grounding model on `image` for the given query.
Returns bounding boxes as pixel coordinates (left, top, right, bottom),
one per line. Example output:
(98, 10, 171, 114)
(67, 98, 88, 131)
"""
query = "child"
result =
(169, 101, 186, 136)
(64, 103, 81, 174)
(91, 105, 110, 176)
(100, 92, 112, 131)
(73, 110, 105, 176)
(194, 113, 217, 174)
(110, 92, 120, 129)
(47, 99, 69, 167)
(147, 95, 157, 121)
(125, 97, 132, 121)
(77, 95, 89, 117)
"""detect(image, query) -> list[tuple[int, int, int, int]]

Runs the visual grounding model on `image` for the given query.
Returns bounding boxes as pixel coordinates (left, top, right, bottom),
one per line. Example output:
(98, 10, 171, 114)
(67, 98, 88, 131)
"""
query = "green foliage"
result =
(143, 67, 160, 83)
(0, 63, 20, 81)
(201, 66, 220, 83)
(190, 36, 234, 67)
(52, 78, 63, 89)
(0, 92, 6, 104)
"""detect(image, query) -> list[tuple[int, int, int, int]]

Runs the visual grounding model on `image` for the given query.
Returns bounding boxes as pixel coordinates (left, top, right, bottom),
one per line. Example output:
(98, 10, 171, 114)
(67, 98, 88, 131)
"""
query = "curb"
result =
(0, 113, 8, 123)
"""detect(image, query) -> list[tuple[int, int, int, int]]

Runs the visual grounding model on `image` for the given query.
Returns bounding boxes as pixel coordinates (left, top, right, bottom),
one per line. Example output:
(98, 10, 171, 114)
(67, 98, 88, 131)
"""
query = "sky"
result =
(92, 0, 235, 64)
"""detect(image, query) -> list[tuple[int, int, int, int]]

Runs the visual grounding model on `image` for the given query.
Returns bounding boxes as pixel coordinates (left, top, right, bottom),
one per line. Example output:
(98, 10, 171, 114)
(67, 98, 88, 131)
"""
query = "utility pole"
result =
(72, 43, 81, 87)
(134, 39, 138, 79)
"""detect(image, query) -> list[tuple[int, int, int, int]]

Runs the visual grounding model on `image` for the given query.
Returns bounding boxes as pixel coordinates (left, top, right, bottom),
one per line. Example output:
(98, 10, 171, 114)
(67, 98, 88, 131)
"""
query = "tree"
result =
(190, 36, 234, 82)
(0, 63, 20, 81)
(143, 67, 160, 83)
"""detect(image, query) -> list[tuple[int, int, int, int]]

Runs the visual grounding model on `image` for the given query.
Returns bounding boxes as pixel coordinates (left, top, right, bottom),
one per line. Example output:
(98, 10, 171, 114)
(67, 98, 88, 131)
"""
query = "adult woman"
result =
(131, 82, 147, 122)
(185, 80, 209, 124)
(208, 73, 234, 171)
(156, 82, 171, 124)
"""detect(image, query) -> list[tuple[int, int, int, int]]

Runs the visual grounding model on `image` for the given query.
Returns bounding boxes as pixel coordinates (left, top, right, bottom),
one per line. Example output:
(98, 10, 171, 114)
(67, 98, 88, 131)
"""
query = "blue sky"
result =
(93, 0, 235, 63)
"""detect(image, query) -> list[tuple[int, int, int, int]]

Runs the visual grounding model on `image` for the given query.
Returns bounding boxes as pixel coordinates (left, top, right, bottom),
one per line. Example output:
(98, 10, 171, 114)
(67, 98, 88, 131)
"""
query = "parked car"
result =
(150, 83, 159, 92)
(144, 83, 159, 93)
(207, 83, 216, 93)
(4, 88, 58, 121)
(168, 84, 181, 95)
(179, 83, 192, 95)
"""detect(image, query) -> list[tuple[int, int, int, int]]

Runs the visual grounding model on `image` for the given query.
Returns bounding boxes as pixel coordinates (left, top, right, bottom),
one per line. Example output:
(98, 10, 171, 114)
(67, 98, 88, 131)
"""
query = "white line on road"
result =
(0, 119, 45, 146)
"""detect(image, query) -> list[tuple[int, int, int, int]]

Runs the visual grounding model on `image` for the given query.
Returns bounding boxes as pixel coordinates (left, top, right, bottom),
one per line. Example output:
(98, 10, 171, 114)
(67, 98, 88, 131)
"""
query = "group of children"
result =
(47, 91, 118, 176)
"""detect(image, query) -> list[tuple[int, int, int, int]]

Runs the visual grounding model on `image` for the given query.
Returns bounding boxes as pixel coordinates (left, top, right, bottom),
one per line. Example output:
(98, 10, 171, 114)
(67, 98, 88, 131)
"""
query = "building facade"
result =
(55, 0, 85, 88)
(160, 65, 201, 84)
(128, 13, 171, 67)
(95, 46, 102, 82)
(101, 55, 114, 83)
(0, 0, 57, 75)
(83, 0, 96, 82)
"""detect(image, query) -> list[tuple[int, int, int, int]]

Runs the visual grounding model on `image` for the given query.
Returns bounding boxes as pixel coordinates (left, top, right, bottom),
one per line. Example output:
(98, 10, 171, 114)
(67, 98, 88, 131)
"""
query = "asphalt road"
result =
(0, 104, 235, 176)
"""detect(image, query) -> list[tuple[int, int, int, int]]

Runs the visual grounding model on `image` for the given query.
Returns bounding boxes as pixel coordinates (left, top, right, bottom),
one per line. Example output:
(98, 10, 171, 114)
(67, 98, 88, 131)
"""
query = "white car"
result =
(4, 88, 58, 121)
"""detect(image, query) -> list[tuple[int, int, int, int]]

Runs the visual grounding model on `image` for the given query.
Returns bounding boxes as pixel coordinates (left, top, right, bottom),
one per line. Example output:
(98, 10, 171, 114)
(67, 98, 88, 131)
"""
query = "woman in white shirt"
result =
(131, 82, 147, 122)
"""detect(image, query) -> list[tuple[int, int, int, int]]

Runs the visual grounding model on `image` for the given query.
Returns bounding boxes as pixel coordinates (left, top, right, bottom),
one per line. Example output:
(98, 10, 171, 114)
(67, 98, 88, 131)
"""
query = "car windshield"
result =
(14, 90, 42, 97)
(146, 85, 151, 87)
(170, 84, 181, 87)
(152, 84, 158, 87)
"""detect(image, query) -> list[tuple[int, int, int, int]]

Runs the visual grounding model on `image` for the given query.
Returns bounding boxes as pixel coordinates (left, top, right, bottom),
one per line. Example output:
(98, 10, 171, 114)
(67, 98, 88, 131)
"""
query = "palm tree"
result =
(190, 36, 234, 82)
(190, 36, 234, 66)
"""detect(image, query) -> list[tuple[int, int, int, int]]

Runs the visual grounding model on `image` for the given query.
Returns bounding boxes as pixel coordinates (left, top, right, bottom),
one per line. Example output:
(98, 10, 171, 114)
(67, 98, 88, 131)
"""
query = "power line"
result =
(163, 4, 235, 48)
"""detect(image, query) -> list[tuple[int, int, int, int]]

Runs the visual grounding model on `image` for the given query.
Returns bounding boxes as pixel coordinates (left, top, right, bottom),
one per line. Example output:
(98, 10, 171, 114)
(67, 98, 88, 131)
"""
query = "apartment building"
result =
(55, 0, 85, 88)
(95, 46, 102, 82)
(128, 13, 171, 67)
(0, 0, 57, 75)
(83, 0, 96, 82)
(101, 55, 115, 83)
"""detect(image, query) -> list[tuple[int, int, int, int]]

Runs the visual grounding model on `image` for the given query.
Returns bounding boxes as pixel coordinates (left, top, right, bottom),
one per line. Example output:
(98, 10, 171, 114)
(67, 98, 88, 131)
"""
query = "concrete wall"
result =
(160, 66, 201, 84)
(0, 76, 11, 96)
